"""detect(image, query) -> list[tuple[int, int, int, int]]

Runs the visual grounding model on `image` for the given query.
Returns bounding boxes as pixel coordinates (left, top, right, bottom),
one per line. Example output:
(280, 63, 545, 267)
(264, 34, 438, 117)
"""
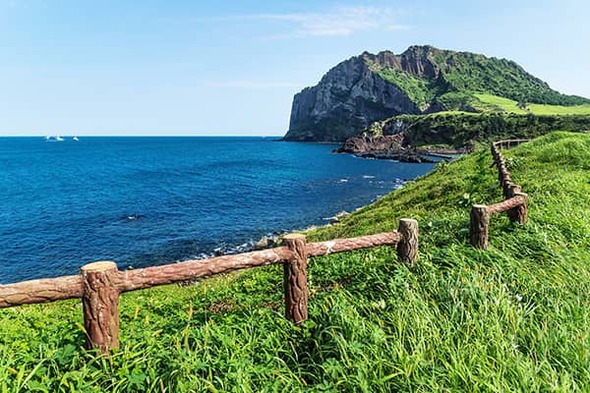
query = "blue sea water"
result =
(0, 137, 434, 284)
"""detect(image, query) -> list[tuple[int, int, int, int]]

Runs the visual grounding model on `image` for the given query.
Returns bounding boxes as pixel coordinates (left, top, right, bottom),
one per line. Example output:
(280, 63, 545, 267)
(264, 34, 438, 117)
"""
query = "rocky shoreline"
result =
(333, 134, 466, 163)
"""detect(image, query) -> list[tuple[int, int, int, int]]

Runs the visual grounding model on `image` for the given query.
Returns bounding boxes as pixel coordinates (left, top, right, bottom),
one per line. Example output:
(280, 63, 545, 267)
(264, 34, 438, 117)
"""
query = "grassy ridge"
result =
(366, 46, 590, 112)
(475, 94, 590, 115)
(1, 132, 590, 391)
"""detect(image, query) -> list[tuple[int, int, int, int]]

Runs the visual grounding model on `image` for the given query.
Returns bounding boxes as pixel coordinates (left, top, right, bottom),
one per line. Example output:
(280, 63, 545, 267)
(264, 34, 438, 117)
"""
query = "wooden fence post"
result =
(470, 205, 489, 249)
(282, 234, 308, 325)
(397, 218, 419, 266)
(81, 261, 120, 353)
(511, 192, 528, 224)
(505, 185, 524, 223)
(503, 181, 514, 199)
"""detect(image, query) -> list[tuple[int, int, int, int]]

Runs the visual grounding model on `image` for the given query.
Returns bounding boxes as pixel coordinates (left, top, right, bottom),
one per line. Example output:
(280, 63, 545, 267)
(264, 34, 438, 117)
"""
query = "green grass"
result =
(369, 66, 435, 109)
(475, 93, 590, 115)
(364, 47, 590, 112)
(473, 94, 528, 114)
(2, 132, 590, 391)
(527, 103, 590, 115)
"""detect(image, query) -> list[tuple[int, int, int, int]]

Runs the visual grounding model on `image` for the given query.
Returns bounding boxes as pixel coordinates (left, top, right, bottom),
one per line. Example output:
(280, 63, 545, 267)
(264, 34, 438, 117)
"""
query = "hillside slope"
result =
(373, 111, 590, 149)
(284, 45, 590, 142)
(1, 132, 590, 391)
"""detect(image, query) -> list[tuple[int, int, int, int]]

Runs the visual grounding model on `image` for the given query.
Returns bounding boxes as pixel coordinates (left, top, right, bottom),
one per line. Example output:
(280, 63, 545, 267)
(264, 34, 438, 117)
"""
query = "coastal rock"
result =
(284, 53, 420, 142)
(358, 151, 436, 163)
(254, 235, 277, 250)
(335, 134, 406, 155)
(283, 46, 450, 142)
(334, 133, 437, 163)
(283, 45, 590, 143)
(329, 211, 349, 224)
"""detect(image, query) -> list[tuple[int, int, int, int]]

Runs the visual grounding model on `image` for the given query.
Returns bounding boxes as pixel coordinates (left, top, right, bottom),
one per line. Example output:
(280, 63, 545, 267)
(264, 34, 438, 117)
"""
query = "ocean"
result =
(0, 137, 434, 284)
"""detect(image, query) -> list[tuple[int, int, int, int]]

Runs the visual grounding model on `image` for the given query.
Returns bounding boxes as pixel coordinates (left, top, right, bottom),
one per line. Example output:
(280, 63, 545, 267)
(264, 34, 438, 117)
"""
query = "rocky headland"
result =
(283, 45, 590, 159)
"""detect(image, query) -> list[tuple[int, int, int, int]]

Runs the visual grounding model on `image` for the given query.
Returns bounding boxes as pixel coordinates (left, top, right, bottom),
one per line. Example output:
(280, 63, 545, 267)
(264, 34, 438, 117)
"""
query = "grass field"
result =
(475, 93, 590, 115)
(1, 131, 590, 391)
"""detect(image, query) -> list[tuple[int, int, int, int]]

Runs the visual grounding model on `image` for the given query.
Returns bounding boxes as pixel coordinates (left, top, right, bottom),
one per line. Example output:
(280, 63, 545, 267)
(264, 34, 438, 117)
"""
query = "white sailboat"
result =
(44, 135, 64, 142)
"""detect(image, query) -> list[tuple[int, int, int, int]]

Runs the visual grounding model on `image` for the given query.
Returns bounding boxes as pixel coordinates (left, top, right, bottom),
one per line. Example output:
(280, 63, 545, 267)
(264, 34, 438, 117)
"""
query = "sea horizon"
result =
(1, 135, 285, 138)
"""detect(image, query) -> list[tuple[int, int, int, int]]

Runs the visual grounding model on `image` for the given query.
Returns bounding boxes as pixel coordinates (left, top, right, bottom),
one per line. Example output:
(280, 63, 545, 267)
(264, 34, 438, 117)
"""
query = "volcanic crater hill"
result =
(283, 45, 590, 142)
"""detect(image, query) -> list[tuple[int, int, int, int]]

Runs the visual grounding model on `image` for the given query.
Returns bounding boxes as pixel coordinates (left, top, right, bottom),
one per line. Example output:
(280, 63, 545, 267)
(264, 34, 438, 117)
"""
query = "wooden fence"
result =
(470, 140, 529, 249)
(0, 219, 419, 353)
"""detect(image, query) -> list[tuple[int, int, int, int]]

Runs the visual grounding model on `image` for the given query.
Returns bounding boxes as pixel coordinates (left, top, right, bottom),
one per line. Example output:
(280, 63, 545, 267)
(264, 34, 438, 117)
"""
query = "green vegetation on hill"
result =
(371, 111, 590, 148)
(2, 132, 590, 391)
(369, 66, 438, 110)
(431, 51, 588, 106)
(285, 45, 590, 142)
(366, 47, 590, 111)
(474, 93, 590, 115)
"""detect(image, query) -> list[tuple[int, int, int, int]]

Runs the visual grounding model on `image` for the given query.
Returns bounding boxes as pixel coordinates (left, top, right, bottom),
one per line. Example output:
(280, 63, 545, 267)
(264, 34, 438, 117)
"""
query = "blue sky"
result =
(1, 0, 588, 136)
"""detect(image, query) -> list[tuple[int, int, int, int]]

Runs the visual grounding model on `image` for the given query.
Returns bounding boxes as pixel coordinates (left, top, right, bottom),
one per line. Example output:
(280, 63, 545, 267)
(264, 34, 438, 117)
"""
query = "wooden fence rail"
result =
(470, 140, 529, 249)
(0, 218, 418, 353)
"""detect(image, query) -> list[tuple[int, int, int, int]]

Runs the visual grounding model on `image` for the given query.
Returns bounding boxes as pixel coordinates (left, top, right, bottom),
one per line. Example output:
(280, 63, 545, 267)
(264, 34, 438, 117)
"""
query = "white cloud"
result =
(215, 6, 408, 38)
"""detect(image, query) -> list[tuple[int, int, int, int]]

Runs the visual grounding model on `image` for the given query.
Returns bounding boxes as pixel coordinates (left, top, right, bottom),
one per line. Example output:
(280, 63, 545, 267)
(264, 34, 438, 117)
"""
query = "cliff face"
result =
(284, 45, 590, 142)
(284, 54, 420, 142)
(366, 46, 441, 79)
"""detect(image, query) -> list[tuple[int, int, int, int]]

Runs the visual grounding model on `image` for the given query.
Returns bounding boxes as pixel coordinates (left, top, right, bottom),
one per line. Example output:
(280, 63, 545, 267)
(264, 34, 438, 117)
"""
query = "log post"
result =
(511, 192, 528, 224)
(503, 181, 514, 199)
(505, 185, 523, 222)
(397, 218, 419, 266)
(470, 205, 490, 249)
(498, 165, 506, 184)
(507, 184, 522, 196)
(282, 234, 308, 325)
(81, 261, 120, 353)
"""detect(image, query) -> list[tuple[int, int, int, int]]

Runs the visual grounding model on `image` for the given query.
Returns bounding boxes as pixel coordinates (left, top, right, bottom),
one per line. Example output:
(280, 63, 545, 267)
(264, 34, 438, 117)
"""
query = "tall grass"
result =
(1, 132, 589, 391)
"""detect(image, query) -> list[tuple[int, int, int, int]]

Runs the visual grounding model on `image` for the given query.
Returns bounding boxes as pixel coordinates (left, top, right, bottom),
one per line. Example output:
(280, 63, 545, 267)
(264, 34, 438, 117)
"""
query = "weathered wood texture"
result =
(0, 275, 83, 308)
(0, 232, 407, 309)
(471, 139, 529, 249)
(117, 247, 292, 293)
(0, 217, 421, 354)
(306, 232, 400, 257)
(81, 261, 119, 352)
(510, 192, 528, 224)
(487, 195, 526, 215)
(490, 140, 528, 225)
(283, 234, 308, 325)
(470, 205, 490, 249)
(503, 183, 521, 200)
(397, 219, 419, 265)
